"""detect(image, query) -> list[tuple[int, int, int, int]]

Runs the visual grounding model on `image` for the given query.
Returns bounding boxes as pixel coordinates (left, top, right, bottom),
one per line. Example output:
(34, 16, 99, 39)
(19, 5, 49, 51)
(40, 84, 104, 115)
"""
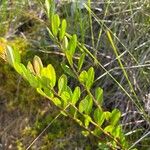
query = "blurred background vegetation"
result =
(0, 0, 150, 149)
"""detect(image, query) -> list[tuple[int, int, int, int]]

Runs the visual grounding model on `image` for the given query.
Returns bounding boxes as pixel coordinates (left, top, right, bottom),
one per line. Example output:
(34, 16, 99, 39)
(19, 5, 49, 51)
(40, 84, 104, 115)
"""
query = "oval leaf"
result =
(86, 67, 94, 89)
(59, 19, 67, 41)
(51, 14, 60, 36)
(77, 53, 85, 72)
(110, 109, 121, 126)
(58, 74, 67, 95)
(95, 87, 103, 106)
(33, 55, 43, 75)
(79, 70, 88, 84)
(72, 86, 81, 105)
(94, 108, 105, 126)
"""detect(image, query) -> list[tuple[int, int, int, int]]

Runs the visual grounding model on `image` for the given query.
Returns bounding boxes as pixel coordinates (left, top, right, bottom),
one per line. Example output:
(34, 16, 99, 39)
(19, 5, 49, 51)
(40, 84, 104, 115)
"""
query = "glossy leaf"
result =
(95, 87, 103, 106)
(72, 86, 81, 105)
(59, 19, 67, 41)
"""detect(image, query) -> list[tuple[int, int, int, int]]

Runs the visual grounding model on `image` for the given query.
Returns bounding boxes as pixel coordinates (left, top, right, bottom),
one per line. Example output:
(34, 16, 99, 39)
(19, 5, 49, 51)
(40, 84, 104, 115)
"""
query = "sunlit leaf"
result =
(79, 70, 88, 84)
(51, 14, 60, 36)
(6, 46, 20, 65)
(84, 114, 92, 128)
(33, 55, 43, 75)
(27, 61, 35, 74)
(53, 97, 61, 107)
(59, 19, 67, 41)
(41, 64, 56, 88)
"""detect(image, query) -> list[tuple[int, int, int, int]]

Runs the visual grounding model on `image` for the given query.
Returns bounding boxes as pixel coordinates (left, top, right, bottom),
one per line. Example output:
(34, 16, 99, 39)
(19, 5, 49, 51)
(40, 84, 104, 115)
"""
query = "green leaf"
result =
(37, 87, 53, 99)
(53, 97, 61, 107)
(66, 86, 73, 99)
(61, 91, 71, 107)
(65, 34, 77, 66)
(61, 62, 76, 78)
(94, 108, 105, 126)
(79, 98, 87, 113)
(58, 74, 67, 95)
(45, 0, 50, 18)
(51, 14, 60, 36)
(104, 125, 113, 134)
(79, 95, 93, 114)
(45, 0, 55, 19)
(59, 19, 67, 41)
(65, 52, 73, 66)
(81, 131, 89, 137)
(95, 87, 103, 106)
(84, 115, 92, 128)
(110, 109, 121, 126)
(104, 111, 111, 121)
(43, 87, 54, 98)
(14, 63, 28, 77)
(77, 53, 85, 72)
(37, 88, 48, 98)
(62, 36, 68, 50)
(85, 95, 93, 115)
(68, 34, 77, 56)
(33, 55, 43, 75)
(112, 125, 122, 138)
(6, 46, 20, 65)
(86, 67, 94, 89)
(15, 63, 40, 88)
(72, 86, 81, 105)
(79, 70, 88, 84)
(41, 64, 56, 88)
(27, 61, 35, 74)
